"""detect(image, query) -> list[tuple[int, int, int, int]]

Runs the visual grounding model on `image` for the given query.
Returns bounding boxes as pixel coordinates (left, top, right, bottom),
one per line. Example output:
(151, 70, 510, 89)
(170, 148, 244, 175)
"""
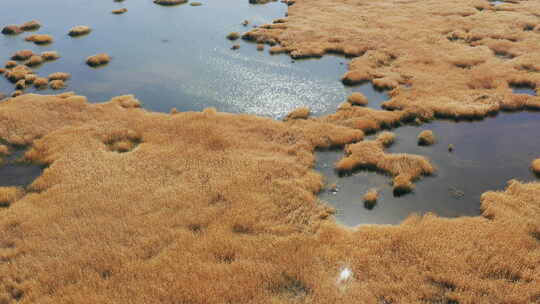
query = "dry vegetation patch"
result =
(1, 25, 22, 35)
(19, 20, 41, 31)
(245, 0, 540, 118)
(86, 54, 111, 67)
(418, 130, 436, 146)
(112, 8, 128, 14)
(68, 25, 92, 37)
(154, 0, 188, 5)
(11, 50, 34, 61)
(336, 131, 434, 194)
(25, 34, 53, 45)
(41, 51, 60, 61)
(0, 94, 538, 303)
(532, 158, 540, 175)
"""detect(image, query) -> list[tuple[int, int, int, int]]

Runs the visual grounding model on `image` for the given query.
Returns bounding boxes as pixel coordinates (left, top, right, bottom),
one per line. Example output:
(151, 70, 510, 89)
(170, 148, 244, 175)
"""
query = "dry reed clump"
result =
(41, 51, 60, 61)
(0, 92, 5, 101)
(418, 130, 436, 146)
(33, 77, 49, 89)
(4, 61, 17, 69)
(284, 107, 310, 121)
(0, 94, 539, 303)
(256, 44, 264, 51)
(0, 144, 9, 155)
(25, 34, 53, 45)
(24, 74, 37, 84)
(226, 32, 241, 40)
(336, 132, 434, 194)
(4, 65, 33, 83)
(25, 55, 44, 67)
(346, 92, 368, 106)
(112, 8, 128, 14)
(86, 54, 110, 67)
(11, 90, 23, 97)
(154, 0, 188, 5)
(11, 50, 34, 61)
(0, 187, 24, 208)
(363, 188, 378, 209)
(231, 44, 240, 50)
(15, 80, 26, 90)
(49, 80, 65, 90)
(1, 25, 22, 35)
(190, 2, 203, 6)
(48, 72, 71, 81)
(532, 158, 540, 175)
(244, 0, 540, 119)
(20, 20, 41, 31)
(68, 25, 92, 37)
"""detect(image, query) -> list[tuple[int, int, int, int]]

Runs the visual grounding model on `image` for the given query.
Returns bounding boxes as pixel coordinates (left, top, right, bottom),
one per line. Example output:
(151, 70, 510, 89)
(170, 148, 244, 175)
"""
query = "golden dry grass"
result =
(112, 8, 128, 14)
(532, 158, 540, 175)
(244, 0, 540, 118)
(1, 25, 22, 35)
(154, 0, 188, 5)
(86, 54, 110, 67)
(0, 144, 9, 155)
(19, 20, 41, 31)
(418, 129, 436, 146)
(49, 80, 65, 90)
(11, 50, 34, 61)
(68, 26, 91, 37)
(226, 32, 241, 40)
(15, 80, 26, 90)
(33, 77, 48, 89)
(25, 34, 53, 45)
(0, 94, 538, 303)
(48, 72, 70, 81)
(362, 188, 378, 208)
(336, 132, 434, 194)
(346, 92, 368, 106)
(4, 61, 17, 69)
(284, 107, 310, 121)
(41, 51, 60, 61)
(24, 55, 43, 67)
(24, 74, 36, 85)
(4, 66, 33, 83)
(0, 186, 24, 208)
(10, 90, 23, 98)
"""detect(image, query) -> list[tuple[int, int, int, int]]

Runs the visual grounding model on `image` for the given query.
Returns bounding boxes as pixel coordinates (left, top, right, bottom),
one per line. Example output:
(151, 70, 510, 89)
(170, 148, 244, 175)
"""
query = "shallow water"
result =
(0, 0, 367, 118)
(317, 111, 540, 226)
(0, 149, 43, 187)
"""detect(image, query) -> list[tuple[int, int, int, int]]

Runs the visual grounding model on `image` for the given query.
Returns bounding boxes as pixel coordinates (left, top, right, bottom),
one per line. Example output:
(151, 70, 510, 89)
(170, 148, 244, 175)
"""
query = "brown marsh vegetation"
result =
(154, 0, 188, 5)
(68, 26, 92, 37)
(532, 158, 540, 175)
(86, 54, 111, 67)
(0, 93, 538, 303)
(418, 130, 436, 146)
(244, 0, 540, 119)
(24, 34, 53, 45)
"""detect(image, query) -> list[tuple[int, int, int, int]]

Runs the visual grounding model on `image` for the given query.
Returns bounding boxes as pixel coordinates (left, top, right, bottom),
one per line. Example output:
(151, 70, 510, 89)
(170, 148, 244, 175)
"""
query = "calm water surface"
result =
(1, 0, 539, 225)
(0, 0, 360, 118)
(317, 112, 540, 226)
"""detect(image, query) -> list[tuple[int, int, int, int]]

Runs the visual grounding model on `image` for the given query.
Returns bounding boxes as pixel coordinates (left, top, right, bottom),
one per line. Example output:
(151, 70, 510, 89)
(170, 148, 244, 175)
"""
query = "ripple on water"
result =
(0, 149, 43, 188)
